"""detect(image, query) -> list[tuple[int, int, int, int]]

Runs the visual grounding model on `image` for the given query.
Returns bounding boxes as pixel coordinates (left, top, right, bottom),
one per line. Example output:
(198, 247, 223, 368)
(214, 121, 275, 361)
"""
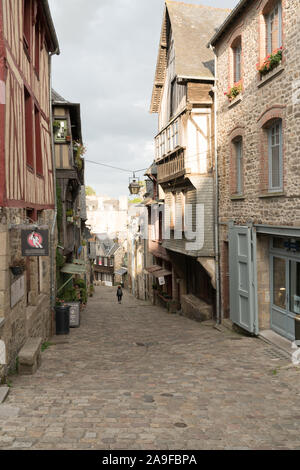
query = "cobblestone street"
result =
(0, 286, 300, 450)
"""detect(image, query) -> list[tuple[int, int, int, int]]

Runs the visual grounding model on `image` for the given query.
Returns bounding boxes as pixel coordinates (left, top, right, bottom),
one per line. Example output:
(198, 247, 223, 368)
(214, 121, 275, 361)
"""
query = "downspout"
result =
(210, 44, 221, 326)
(49, 48, 60, 316)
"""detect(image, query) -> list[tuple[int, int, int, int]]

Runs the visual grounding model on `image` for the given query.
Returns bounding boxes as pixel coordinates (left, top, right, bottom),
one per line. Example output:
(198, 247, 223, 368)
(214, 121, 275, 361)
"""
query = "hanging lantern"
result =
(129, 175, 140, 195)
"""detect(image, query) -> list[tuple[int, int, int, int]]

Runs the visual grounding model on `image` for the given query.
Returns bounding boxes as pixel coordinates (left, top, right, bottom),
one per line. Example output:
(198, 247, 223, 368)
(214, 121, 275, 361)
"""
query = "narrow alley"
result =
(0, 286, 300, 450)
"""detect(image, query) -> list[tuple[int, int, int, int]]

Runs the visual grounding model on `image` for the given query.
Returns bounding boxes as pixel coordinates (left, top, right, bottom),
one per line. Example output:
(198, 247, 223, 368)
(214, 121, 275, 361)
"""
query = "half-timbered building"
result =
(148, 1, 229, 322)
(0, 0, 59, 378)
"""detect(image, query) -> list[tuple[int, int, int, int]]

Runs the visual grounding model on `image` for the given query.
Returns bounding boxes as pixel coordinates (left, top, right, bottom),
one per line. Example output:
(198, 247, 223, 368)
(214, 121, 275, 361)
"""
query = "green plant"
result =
(56, 182, 63, 241)
(85, 186, 96, 196)
(10, 258, 26, 269)
(56, 248, 65, 269)
(42, 342, 53, 352)
(53, 120, 61, 132)
(224, 82, 242, 101)
(257, 47, 283, 75)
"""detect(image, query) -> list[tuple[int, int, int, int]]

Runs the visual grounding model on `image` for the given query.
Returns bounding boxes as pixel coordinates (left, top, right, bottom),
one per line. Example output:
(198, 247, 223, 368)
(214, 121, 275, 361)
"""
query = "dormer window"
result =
(266, 1, 282, 54)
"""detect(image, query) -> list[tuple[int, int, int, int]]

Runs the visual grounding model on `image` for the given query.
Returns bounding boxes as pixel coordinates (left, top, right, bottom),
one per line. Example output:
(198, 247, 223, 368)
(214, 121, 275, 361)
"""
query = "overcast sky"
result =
(48, 0, 238, 198)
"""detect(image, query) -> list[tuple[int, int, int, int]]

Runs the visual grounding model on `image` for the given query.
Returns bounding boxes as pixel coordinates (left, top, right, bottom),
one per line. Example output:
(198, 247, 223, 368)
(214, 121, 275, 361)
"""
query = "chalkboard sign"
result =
(65, 302, 80, 328)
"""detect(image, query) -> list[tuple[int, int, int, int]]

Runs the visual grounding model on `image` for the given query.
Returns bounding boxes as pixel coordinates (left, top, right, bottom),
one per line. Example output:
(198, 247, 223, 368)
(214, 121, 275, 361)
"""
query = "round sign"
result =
(27, 232, 43, 249)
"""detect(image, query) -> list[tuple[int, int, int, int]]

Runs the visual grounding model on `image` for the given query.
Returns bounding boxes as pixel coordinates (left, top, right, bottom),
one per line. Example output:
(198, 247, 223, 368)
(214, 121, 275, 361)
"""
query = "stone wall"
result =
(216, 0, 300, 227)
(216, 0, 300, 323)
(0, 208, 54, 380)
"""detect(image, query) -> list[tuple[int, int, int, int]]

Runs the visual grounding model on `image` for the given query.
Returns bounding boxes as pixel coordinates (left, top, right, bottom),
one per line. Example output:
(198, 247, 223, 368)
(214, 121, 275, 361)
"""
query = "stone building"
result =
(209, 0, 300, 340)
(0, 0, 59, 379)
(149, 1, 229, 321)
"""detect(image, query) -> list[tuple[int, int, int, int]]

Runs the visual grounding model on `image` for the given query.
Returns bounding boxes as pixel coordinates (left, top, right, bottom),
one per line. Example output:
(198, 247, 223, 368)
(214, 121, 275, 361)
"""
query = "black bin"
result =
(55, 306, 70, 335)
(295, 316, 300, 342)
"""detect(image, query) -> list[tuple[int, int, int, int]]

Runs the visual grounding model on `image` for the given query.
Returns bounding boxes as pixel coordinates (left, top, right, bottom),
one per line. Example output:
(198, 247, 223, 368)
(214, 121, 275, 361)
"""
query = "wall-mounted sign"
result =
(21, 229, 49, 257)
(159, 276, 165, 286)
(11, 275, 25, 308)
(65, 302, 80, 328)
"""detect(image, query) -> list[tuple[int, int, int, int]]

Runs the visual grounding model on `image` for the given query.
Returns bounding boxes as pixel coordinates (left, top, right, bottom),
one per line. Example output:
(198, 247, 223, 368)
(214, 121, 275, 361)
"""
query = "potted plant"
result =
(53, 120, 61, 133)
(10, 258, 26, 276)
(66, 209, 74, 223)
(256, 47, 283, 76)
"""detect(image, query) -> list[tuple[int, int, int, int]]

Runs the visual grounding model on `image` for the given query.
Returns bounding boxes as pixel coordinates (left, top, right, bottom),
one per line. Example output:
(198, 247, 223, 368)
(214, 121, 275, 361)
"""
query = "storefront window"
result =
(273, 257, 286, 309)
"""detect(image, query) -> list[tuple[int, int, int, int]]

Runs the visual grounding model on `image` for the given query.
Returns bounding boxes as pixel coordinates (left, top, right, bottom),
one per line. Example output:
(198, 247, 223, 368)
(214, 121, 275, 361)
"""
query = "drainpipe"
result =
(49, 48, 60, 314)
(210, 44, 221, 326)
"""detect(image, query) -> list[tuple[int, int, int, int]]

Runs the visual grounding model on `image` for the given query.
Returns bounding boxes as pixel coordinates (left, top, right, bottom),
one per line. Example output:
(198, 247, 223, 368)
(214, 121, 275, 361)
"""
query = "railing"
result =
(157, 151, 185, 181)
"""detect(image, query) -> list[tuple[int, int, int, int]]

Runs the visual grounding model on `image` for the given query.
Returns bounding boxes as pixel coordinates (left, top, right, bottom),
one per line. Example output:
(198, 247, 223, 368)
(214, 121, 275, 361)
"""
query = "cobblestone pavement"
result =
(1, 286, 300, 450)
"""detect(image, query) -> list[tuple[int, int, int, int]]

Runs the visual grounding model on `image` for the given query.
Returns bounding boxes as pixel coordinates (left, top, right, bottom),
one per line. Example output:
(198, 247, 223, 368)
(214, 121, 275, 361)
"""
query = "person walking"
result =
(116, 285, 123, 304)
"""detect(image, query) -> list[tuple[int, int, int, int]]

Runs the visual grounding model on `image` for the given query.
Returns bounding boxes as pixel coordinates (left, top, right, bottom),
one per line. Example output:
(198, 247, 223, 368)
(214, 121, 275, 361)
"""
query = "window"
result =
(54, 119, 68, 143)
(167, 127, 171, 153)
(24, 87, 33, 167)
(34, 21, 40, 76)
(234, 139, 243, 194)
(268, 120, 282, 191)
(35, 106, 43, 175)
(23, 0, 31, 53)
(172, 120, 179, 148)
(155, 137, 160, 159)
(233, 44, 242, 83)
(266, 1, 282, 54)
(110, 258, 114, 267)
(104, 258, 108, 267)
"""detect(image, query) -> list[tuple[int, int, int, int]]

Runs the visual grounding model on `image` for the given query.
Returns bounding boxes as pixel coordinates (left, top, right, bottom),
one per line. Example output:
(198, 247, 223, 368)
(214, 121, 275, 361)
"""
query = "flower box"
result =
(257, 47, 283, 76)
(224, 81, 242, 102)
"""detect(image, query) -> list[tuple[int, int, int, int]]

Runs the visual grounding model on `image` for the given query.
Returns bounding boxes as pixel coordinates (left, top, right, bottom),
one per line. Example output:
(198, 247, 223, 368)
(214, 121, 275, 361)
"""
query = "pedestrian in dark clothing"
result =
(117, 286, 123, 304)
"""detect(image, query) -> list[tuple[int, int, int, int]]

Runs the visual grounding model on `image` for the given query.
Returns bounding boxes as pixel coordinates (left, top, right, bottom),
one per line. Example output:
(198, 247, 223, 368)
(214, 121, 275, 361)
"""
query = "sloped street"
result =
(0, 286, 300, 450)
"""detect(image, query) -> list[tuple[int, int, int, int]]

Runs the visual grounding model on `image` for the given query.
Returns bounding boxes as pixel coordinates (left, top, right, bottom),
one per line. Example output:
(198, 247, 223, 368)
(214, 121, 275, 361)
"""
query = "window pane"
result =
(234, 46, 241, 83)
(272, 146, 280, 188)
(290, 261, 300, 314)
(235, 140, 243, 194)
(269, 120, 282, 190)
(273, 257, 286, 309)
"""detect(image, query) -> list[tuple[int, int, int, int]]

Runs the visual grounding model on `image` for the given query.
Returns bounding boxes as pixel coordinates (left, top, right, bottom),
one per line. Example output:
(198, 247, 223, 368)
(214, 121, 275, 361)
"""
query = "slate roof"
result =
(209, 0, 248, 47)
(150, 1, 231, 113)
(52, 89, 70, 104)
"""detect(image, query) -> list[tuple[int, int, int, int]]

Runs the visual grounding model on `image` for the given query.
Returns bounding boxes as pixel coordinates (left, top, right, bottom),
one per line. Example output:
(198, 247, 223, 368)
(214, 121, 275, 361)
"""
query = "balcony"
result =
(157, 150, 189, 183)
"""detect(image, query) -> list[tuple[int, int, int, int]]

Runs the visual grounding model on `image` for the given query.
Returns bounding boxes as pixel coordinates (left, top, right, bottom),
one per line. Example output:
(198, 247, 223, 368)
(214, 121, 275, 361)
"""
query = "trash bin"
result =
(55, 306, 70, 335)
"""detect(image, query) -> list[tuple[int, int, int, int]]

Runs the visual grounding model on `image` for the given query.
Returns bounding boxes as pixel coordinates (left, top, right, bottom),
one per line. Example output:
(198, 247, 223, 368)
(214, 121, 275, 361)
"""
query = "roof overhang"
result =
(209, 0, 248, 47)
(41, 0, 60, 54)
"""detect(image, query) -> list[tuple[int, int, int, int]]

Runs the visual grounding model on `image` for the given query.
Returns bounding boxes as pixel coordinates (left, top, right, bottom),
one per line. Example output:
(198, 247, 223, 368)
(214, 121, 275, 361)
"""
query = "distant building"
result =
(86, 195, 128, 238)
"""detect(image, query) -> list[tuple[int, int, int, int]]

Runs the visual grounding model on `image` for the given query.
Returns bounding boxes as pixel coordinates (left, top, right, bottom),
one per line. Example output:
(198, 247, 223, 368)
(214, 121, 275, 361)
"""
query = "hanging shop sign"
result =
(158, 276, 165, 286)
(21, 229, 49, 257)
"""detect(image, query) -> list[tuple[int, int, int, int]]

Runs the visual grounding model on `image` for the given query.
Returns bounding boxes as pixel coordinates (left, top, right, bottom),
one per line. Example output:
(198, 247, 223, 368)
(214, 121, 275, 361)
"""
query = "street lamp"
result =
(129, 174, 140, 195)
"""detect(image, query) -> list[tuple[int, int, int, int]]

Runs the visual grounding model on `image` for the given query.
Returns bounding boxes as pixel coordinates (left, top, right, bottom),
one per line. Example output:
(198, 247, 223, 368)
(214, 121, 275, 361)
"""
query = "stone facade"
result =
(0, 208, 54, 380)
(213, 0, 300, 336)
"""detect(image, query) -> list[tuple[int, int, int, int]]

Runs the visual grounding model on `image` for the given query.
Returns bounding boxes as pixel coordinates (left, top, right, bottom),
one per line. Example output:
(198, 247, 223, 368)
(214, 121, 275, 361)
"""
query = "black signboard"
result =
(21, 229, 49, 257)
